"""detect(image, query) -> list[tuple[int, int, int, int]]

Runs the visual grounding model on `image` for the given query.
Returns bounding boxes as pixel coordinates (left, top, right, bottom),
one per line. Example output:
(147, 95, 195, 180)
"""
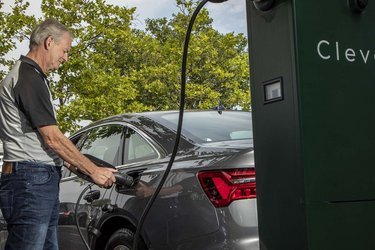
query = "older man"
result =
(0, 19, 116, 250)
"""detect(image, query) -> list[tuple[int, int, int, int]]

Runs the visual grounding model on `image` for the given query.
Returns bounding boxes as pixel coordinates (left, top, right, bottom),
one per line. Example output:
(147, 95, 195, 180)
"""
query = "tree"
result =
(41, 0, 155, 132)
(1, 0, 250, 133)
(0, 0, 36, 79)
(138, 0, 250, 111)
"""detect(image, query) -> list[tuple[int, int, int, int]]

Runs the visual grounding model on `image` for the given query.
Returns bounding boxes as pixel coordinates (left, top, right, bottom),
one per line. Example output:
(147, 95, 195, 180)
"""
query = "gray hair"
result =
(29, 19, 72, 50)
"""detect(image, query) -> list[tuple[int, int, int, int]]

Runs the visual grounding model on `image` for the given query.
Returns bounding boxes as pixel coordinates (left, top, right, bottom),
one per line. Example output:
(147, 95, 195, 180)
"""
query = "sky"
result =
(1, 0, 249, 60)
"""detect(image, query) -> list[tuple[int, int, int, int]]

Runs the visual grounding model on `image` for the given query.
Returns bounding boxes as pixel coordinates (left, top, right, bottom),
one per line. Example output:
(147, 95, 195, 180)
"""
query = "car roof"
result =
(81, 110, 250, 128)
(72, 110, 252, 152)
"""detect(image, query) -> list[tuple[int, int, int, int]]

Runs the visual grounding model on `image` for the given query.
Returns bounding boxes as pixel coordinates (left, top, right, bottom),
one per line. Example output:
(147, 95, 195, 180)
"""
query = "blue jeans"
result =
(0, 162, 62, 250)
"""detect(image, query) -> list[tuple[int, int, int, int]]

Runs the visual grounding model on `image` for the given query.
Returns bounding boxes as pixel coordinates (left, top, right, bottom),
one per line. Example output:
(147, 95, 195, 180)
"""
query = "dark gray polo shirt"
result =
(0, 56, 63, 166)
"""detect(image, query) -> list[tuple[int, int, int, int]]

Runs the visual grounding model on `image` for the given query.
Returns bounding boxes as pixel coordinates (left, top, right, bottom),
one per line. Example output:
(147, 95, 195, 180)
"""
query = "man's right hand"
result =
(89, 166, 117, 188)
(38, 125, 118, 188)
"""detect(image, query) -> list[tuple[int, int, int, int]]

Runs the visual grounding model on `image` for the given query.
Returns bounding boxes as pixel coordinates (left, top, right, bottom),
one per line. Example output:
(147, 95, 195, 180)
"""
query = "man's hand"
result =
(90, 167, 117, 188)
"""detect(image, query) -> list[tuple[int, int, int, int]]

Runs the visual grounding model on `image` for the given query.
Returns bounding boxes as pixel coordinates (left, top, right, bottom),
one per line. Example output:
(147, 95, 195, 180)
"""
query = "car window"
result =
(61, 167, 70, 179)
(124, 128, 158, 163)
(62, 132, 87, 179)
(80, 124, 124, 166)
(149, 111, 252, 143)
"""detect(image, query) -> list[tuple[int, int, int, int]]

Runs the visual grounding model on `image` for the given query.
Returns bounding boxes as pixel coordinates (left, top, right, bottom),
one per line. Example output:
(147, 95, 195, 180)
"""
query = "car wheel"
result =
(105, 228, 134, 250)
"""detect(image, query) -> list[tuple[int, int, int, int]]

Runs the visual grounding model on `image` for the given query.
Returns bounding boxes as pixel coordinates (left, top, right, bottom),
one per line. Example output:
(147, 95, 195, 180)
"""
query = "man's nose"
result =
(62, 53, 68, 62)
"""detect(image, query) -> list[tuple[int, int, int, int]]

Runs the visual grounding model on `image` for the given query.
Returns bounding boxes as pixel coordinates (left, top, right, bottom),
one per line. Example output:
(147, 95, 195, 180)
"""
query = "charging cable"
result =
(131, 0, 212, 249)
(75, 184, 94, 250)
(72, 1, 228, 249)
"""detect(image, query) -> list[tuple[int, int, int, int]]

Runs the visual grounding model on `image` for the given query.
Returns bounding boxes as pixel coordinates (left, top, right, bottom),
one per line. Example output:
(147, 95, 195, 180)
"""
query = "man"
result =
(0, 19, 116, 250)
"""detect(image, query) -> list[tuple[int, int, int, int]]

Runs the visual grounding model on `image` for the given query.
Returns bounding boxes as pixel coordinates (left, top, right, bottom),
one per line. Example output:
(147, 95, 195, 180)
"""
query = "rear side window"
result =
(124, 129, 158, 163)
(80, 124, 124, 166)
(152, 111, 252, 143)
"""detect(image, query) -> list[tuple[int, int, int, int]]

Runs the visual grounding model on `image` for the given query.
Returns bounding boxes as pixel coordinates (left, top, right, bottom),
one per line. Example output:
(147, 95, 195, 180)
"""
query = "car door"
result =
(58, 123, 125, 250)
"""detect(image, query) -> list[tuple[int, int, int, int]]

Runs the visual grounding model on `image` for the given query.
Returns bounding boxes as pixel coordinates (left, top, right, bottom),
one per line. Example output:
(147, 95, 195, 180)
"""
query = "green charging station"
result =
(247, 0, 375, 249)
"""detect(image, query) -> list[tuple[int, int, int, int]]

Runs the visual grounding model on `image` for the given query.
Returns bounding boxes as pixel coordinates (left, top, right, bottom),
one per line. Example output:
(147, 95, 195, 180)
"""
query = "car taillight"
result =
(198, 169, 256, 207)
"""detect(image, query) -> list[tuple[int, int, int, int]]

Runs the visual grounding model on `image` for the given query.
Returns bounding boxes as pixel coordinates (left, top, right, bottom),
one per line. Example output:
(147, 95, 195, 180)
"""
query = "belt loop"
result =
(12, 162, 18, 172)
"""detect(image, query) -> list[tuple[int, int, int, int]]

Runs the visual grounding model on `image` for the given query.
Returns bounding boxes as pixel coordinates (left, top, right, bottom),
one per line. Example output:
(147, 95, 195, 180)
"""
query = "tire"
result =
(105, 228, 134, 250)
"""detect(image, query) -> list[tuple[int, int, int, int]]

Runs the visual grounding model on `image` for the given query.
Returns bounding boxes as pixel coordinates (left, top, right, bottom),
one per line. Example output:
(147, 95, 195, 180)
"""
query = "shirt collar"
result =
(19, 55, 48, 79)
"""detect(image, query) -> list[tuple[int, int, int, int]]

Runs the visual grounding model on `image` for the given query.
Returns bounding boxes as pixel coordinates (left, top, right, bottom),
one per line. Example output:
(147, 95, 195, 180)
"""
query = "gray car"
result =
(55, 110, 258, 249)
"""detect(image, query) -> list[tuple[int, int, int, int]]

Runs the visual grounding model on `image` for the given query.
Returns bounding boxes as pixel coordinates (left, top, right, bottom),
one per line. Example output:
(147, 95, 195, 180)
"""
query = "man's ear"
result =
(44, 36, 53, 50)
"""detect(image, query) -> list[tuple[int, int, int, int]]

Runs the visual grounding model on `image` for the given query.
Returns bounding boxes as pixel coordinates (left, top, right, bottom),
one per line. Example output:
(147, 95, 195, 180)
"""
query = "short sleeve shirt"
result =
(0, 56, 63, 166)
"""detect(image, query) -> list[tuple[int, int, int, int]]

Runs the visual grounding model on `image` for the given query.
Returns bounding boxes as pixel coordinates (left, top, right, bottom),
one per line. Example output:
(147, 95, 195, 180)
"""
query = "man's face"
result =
(47, 32, 72, 71)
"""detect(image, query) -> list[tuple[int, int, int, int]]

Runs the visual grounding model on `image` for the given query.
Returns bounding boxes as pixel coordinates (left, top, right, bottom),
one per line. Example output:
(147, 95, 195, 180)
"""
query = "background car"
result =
(1, 110, 258, 250)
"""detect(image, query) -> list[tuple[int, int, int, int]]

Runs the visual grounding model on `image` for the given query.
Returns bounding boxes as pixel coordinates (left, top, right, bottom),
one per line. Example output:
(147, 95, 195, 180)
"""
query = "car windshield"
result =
(150, 111, 252, 143)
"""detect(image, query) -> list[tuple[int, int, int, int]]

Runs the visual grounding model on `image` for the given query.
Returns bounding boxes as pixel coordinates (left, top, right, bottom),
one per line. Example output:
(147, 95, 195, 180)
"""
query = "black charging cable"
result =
(75, 184, 94, 250)
(72, 1, 228, 249)
(131, 0, 211, 249)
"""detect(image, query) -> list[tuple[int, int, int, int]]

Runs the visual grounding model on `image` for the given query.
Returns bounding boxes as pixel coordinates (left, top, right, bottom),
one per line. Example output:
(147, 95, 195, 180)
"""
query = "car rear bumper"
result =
(170, 227, 259, 250)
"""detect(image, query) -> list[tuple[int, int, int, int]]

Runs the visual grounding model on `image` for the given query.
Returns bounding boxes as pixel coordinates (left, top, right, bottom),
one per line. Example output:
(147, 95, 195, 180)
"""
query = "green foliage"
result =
(0, 0, 36, 78)
(142, 1, 250, 111)
(41, 0, 144, 132)
(1, 0, 250, 133)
